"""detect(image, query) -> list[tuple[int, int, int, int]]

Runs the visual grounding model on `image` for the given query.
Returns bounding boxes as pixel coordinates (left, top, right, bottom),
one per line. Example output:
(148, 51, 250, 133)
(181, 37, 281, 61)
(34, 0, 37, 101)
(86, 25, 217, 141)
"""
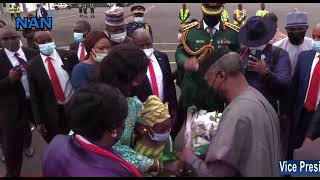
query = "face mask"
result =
(92, 49, 108, 63)
(287, 31, 306, 45)
(312, 41, 320, 52)
(73, 32, 84, 42)
(203, 14, 221, 27)
(177, 33, 181, 40)
(110, 31, 127, 43)
(1, 39, 20, 52)
(143, 48, 154, 57)
(148, 128, 171, 142)
(38, 42, 56, 56)
(134, 17, 144, 23)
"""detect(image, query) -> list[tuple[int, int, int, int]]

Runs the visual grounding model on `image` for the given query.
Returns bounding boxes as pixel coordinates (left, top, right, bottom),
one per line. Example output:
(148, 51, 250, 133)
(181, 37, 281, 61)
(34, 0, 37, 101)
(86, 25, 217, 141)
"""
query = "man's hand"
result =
(36, 124, 48, 137)
(163, 160, 184, 176)
(302, 137, 313, 146)
(8, 68, 23, 82)
(177, 148, 194, 162)
(248, 55, 268, 75)
(183, 57, 199, 71)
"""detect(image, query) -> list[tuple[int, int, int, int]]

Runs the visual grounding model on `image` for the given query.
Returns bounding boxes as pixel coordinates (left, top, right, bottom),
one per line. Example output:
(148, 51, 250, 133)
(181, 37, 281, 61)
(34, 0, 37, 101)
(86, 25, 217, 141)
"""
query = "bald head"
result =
(313, 23, 320, 41)
(132, 28, 152, 49)
(33, 31, 53, 44)
(206, 52, 244, 77)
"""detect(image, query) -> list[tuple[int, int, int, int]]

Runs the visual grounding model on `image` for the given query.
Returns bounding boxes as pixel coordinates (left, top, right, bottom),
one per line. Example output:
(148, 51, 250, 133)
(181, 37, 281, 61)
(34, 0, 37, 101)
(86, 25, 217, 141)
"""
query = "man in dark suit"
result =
(132, 28, 177, 126)
(288, 23, 320, 158)
(36, 4, 48, 19)
(0, 28, 38, 177)
(69, 20, 91, 61)
(28, 31, 78, 143)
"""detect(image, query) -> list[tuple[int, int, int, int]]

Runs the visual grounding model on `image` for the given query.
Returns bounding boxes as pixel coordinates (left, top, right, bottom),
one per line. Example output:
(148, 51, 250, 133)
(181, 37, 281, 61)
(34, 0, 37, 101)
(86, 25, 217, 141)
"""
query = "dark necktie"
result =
(14, 52, 27, 68)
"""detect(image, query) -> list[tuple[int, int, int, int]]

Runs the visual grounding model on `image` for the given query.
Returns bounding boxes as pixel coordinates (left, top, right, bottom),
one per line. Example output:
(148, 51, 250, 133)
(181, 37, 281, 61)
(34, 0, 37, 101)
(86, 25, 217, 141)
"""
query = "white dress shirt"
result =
(37, 8, 42, 18)
(304, 52, 320, 108)
(273, 37, 314, 77)
(146, 53, 164, 101)
(203, 20, 220, 35)
(40, 49, 74, 104)
(77, 42, 87, 60)
(4, 48, 30, 98)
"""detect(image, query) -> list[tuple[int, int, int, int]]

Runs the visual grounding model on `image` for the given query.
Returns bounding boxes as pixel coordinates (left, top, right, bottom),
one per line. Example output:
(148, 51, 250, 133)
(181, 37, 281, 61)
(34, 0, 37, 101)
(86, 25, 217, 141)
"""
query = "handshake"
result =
(162, 148, 197, 176)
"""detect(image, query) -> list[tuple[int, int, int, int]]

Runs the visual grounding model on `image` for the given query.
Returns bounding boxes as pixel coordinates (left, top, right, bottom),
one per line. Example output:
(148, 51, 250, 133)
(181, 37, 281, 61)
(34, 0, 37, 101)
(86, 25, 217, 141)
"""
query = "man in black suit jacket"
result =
(132, 29, 177, 126)
(0, 29, 38, 177)
(69, 20, 91, 61)
(28, 31, 78, 143)
(35, 4, 48, 19)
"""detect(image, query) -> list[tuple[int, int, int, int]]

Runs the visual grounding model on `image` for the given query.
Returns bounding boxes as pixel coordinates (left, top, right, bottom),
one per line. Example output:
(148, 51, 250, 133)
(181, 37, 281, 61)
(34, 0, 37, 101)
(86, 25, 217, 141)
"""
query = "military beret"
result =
(202, 3, 225, 15)
(131, 5, 145, 14)
(287, 8, 308, 27)
(105, 6, 125, 26)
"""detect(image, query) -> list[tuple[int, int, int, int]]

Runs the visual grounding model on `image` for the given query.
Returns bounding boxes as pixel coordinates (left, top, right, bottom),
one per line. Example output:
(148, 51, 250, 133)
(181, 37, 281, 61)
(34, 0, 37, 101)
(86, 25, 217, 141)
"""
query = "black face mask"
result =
(287, 31, 306, 45)
(203, 14, 221, 27)
(1, 39, 20, 52)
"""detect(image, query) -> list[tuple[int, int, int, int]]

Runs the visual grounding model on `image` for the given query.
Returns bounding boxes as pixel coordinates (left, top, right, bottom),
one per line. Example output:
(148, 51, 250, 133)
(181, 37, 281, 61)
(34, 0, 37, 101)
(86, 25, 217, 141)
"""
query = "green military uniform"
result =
(175, 20, 240, 111)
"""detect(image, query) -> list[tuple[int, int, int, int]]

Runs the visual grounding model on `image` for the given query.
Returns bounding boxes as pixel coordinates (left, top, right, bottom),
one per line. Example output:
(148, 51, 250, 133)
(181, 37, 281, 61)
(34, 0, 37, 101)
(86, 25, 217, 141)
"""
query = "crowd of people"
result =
(0, 2, 320, 177)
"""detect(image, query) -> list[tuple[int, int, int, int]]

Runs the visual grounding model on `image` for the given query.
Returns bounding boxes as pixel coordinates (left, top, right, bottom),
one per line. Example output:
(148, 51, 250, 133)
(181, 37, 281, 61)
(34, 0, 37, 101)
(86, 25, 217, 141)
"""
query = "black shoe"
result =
(24, 146, 34, 158)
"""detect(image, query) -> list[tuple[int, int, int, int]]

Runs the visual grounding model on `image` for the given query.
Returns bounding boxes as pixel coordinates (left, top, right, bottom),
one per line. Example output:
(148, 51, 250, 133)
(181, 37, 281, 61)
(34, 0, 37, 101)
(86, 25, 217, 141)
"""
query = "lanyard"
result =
(74, 135, 142, 177)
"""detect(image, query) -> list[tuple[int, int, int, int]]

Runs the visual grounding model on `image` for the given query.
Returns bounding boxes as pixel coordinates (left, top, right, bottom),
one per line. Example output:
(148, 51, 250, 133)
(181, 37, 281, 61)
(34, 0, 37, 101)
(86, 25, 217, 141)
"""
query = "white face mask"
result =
(110, 31, 127, 43)
(251, 44, 267, 51)
(177, 33, 181, 40)
(143, 48, 154, 57)
(92, 49, 108, 63)
(134, 17, 144, 23)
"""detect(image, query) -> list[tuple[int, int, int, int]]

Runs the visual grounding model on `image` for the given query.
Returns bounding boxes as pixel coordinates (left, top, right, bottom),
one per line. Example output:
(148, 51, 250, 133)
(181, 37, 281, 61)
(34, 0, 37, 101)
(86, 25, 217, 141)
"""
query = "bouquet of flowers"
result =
(184, 106, 222, 156)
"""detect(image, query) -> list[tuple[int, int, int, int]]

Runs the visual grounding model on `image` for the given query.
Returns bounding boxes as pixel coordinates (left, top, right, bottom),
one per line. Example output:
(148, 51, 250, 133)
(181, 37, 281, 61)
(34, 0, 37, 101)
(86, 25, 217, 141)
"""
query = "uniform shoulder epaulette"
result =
(182, 21, 199, 32)
(224, 22, 240, 32)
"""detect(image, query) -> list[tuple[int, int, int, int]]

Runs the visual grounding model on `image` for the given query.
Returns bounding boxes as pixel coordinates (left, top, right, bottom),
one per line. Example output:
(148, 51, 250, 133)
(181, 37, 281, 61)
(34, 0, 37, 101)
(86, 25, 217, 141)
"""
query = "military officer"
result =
(126, 5, 153, 39)
(171, 3, 241, 140)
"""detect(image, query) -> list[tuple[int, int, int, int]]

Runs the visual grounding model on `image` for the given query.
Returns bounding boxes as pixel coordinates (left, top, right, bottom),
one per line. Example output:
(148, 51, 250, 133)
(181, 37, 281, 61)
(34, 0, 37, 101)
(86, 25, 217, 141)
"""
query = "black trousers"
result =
(170, 98, 187, 140)
(43, 105, 69, 143)
(10, 14, 15, 21)
(3, 100, 33, 177)
(287, 108, 314, 160)
(90, 8, 94, 14)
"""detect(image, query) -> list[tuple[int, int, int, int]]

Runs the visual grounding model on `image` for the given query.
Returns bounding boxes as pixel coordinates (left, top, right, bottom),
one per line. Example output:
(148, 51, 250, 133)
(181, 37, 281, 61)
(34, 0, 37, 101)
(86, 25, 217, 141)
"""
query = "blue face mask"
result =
(148, 128, 171, 142)
(73, 32, 84, 42)
(312, 41, 320, 52)
(38, 42, 56, 56)
(134, 17, 144, 23)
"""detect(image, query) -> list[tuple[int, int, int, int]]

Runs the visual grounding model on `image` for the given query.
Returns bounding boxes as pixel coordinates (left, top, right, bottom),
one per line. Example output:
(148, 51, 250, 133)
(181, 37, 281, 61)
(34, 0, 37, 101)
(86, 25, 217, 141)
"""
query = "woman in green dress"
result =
(93, 44, 164, 174)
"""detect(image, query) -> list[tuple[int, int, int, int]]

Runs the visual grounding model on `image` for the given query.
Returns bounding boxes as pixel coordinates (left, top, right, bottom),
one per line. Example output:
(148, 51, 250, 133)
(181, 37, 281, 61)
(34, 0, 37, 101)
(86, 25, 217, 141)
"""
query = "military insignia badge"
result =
(196, 40, 205, 43)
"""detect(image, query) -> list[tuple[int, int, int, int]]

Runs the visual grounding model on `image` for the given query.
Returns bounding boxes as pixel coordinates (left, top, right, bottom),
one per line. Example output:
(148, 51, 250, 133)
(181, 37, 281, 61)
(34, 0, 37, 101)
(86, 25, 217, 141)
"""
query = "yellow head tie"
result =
(202, 6, 223, 15)
(141, 95, 171, 127)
